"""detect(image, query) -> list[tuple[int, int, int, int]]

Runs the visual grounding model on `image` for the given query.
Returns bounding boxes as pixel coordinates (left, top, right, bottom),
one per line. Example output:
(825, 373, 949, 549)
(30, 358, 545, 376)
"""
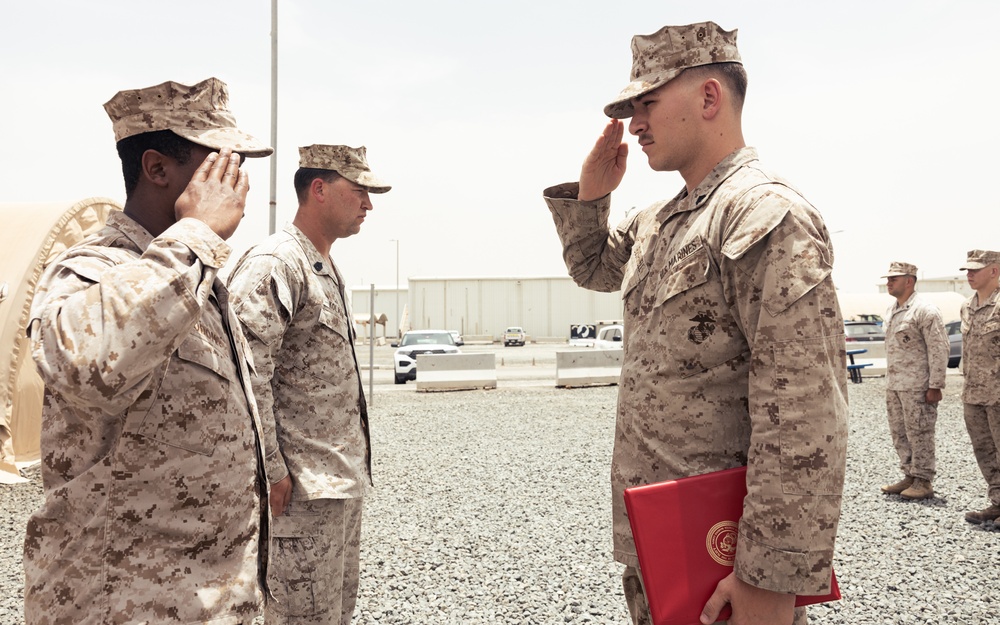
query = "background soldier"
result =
(958, 249, 1000, 524)
(24, 78, 271, 623)
(228, 145, 390, 625)
(879, 261, 948, 500)
(543, 22, 847, 625)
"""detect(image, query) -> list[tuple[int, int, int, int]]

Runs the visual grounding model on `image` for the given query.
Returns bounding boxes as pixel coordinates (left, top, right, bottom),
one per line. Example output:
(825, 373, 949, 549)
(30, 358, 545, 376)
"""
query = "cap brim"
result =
(960, 263, 986, 270)
(174, 127, 274, 158)
(354, 171, 391, 194)
(603, 68, 686, 119)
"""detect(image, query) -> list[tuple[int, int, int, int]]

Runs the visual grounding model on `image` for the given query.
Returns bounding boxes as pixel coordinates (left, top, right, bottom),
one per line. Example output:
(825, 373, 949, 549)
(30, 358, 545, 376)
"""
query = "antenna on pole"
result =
(268, 0, 278, 235)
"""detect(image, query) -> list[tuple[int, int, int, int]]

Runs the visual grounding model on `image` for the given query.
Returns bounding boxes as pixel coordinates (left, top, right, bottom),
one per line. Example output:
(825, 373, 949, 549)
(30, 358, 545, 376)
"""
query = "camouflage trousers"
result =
(265, 497, 363, 625)
(962, 403, 1000, 505)
(622, 565, 807, 625)
(886, 390, 938, 481)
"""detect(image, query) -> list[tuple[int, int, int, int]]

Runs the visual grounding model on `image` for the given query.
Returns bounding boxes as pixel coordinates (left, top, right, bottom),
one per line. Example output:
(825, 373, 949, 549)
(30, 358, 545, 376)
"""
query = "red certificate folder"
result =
(623, 465, 841, 625)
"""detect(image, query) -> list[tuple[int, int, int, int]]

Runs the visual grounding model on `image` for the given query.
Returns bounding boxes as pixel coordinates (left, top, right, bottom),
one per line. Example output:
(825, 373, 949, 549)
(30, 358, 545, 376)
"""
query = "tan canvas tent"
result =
(1, 197, 121, 483)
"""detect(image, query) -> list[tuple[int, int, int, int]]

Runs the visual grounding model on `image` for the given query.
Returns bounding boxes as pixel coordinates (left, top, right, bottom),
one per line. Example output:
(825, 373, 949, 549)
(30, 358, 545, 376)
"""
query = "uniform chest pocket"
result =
(621, 254, 649, 302)
(984, 319, 1000, 357)
(318, 303, 350, 341)
(649, 245, 742, 377)
(891, 321, 915, 344)
(134, 333, 234, 456)
(653, 245, 710, 308)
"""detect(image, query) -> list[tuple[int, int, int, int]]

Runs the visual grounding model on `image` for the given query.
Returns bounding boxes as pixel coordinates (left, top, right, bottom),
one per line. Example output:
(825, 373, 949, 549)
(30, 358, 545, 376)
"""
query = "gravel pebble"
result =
(2, 373, 997, 624)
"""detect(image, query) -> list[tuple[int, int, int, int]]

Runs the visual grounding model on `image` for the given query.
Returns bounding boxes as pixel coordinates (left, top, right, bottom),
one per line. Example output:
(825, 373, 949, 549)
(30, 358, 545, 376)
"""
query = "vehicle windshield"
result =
(946, 321, 962, 336)
(845, 324, 882, 337)
(401, 332, 455, 347)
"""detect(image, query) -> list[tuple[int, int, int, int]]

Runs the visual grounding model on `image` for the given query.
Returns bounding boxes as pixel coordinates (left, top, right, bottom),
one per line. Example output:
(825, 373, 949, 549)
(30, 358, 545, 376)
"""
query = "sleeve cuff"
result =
(160, 218, 232, 269)
(734, 531, 836, 595)
(265, 451, 290, 484)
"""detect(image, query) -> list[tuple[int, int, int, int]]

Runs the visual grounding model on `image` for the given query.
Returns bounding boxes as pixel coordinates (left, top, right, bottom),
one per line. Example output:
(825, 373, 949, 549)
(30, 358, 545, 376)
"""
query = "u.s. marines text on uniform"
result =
(544, 22, 847, 625)
(24, 78, 272, 625)
(228, 144, 390, 625)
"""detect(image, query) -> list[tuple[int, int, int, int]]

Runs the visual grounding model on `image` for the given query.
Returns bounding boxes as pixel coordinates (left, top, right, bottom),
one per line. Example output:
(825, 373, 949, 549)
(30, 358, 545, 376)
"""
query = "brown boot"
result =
(881, 476, 914, 495)
(964, 504, 1000, 525)
(900, 478, 934, 500)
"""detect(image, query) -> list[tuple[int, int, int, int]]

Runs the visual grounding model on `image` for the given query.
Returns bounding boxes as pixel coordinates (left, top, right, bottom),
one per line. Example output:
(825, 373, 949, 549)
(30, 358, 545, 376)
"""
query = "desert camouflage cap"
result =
(604, 21, 742, 119)
(960, 249, 1000, 270)
(298, 145, 391, 193)
(881, 261, 918, 278)
(103, 77, 273, 157)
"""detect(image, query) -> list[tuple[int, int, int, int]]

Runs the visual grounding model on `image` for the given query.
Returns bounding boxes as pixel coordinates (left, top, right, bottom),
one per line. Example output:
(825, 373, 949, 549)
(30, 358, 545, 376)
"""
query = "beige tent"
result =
(1, 197, 121, 483)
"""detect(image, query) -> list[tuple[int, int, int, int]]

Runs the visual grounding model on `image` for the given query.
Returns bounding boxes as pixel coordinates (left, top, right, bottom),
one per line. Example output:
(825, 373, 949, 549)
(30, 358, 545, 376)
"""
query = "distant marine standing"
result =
(958, 249, 1000, 525)
(879, 261, 948, 501)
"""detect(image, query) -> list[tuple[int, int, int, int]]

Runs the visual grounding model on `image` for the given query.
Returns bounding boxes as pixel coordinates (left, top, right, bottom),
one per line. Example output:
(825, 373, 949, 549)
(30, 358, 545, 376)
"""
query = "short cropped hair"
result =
(293, 168, 341, 204)
(115, 130, 195, 196)
(682, 62, 748, 111)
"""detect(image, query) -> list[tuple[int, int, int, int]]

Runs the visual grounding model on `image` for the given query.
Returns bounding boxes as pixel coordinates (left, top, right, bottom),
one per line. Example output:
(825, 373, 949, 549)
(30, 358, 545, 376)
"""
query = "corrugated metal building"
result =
(876, 275, 973, 298)
(351, 276, 624, 341)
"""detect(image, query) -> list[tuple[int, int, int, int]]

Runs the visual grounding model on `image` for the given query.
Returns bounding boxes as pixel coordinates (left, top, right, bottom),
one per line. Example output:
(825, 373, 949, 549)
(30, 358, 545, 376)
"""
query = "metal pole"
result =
(369, 284, 375, 404)
(268, 0, 278, 235)
(395, 239, 400, 338)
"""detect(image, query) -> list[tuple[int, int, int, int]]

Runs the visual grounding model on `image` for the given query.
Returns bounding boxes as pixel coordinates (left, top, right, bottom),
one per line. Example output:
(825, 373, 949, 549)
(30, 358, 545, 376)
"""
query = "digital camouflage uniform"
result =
(228, 223, 371, 625)
(545, 147, 848, 621)
(25, 212, 268, 625)
(884, 293, 949, 481)
(960, 287, 1000, 505)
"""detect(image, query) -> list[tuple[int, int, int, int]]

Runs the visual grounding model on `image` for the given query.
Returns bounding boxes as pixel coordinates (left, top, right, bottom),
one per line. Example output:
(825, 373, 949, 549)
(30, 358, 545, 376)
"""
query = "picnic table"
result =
(846, 348, 871, 383)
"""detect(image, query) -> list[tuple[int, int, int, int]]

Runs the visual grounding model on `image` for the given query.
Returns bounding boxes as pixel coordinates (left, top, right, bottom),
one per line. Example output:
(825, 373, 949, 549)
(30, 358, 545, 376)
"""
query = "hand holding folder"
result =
(623, 465, 840, 625)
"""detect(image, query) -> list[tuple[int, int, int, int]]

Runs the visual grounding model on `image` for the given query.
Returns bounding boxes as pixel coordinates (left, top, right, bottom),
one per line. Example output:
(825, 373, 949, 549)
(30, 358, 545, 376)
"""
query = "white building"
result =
(351, 276, 624, 342)
(876, 274, 972, 298)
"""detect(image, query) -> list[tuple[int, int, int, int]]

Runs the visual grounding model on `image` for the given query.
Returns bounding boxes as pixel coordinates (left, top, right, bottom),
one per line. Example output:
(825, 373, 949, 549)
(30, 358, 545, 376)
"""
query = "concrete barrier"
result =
(415, 353, 497, 392)
(555, 349, 622, 388)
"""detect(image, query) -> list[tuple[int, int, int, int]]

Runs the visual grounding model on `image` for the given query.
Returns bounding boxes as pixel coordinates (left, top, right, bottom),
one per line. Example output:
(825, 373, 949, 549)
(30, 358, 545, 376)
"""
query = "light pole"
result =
(390, 239, 400, 338)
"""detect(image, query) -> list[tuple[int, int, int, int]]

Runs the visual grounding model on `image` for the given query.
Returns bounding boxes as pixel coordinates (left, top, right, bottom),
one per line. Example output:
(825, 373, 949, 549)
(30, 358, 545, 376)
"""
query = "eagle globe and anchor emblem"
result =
(706, 520, 739, 566)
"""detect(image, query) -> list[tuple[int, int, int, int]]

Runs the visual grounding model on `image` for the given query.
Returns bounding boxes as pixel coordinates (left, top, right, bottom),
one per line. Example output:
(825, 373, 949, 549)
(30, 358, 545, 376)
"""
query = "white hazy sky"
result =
(3, 1, 998, 294)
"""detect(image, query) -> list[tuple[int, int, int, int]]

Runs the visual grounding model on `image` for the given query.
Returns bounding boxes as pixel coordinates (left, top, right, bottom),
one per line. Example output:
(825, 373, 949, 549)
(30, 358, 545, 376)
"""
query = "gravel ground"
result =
(2, 373, 998, 624)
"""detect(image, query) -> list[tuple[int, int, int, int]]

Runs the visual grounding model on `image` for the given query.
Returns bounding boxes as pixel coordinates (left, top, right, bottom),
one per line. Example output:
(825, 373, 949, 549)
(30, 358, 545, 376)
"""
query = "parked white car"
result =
(503, 326, 526, 347)
(593, 324, 624, 349)
(392, 330, 460, 384)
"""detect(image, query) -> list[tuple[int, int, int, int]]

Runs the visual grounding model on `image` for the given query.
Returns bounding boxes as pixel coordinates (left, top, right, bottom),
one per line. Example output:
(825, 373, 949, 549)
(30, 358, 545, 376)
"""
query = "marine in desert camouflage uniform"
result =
(544, 22, 847, 625)
(24, 78, 272, 624)
(879, 262, 949, 500)
(958, 249, 1000, 524)
(227, 145, 390, 625)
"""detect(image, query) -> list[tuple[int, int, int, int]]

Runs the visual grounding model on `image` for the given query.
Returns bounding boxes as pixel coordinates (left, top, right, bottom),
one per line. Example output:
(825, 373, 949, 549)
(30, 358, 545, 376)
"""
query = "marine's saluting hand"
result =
(175, 147, 249, 240)
(579, 119, 628, 202)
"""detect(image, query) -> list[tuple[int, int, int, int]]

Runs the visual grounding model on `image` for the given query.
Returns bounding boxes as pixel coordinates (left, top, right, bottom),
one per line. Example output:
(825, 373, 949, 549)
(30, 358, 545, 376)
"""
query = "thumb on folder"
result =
(700, 572, 796, 625)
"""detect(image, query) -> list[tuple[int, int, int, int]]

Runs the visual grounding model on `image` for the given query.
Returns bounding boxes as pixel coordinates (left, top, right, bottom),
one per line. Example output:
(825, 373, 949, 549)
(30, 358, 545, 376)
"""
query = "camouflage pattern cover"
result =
(604, 21, 742, 119)
(298, 145, 391, 194)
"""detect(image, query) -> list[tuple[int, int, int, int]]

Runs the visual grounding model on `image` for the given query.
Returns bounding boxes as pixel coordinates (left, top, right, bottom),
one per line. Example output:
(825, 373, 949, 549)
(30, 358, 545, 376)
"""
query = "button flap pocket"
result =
(319, 303, 349, 340)
(177, 333, 231, 380)
(653, 245, 710, 308)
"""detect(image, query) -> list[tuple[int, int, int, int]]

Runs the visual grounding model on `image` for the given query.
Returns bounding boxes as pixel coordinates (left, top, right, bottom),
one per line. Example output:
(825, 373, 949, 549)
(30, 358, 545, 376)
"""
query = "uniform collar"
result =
(893, 292, 918, 313)
(107, 210, 154, 252)
(972, 287, 1000, 310)
(657, 146, 759, 221)
(283, 223, 334, 277)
